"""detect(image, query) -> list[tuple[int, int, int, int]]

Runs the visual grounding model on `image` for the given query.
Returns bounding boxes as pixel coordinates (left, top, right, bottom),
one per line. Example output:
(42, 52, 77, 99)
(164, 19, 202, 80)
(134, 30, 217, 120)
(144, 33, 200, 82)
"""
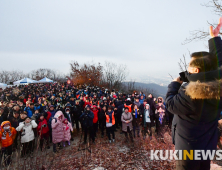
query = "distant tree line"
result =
(0, 68, 66, 84)
(0, 61, 156, 94)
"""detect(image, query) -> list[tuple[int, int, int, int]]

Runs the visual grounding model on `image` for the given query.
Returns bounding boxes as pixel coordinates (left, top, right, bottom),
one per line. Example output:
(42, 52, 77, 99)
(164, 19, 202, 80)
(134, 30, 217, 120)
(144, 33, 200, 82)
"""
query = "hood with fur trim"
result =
(185, 80, 222, 100)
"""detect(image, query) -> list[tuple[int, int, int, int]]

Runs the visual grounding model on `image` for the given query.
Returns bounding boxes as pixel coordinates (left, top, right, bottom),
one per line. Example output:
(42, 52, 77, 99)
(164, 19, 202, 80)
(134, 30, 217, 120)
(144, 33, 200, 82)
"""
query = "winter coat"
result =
(80, 111, 94, 128)
(106, 111, 115, 126)
(92, 108, 99, 124)
(98, 109, 106, 126)
(63, 122, 73, 141)
(24, 105, 41, 117)
(131, 109, 141, 127)
(0, 121, 17, 148)
(16, 120, 37, 143)
(9, 116, 19, 129)
(143, 105, 151, 127)
(51, 111, 65, 144)
(166, 37, 222, 152)
(37, 119, 49, 136)
(147, 97, 155, 116)
(121, 112, 133, 132)
(73, 105, 82, 119)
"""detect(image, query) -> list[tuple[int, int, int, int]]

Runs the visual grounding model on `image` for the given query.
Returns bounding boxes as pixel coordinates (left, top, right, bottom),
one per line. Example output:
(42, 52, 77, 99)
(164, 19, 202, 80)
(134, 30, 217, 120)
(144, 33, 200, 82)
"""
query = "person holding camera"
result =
(24, 102, 41, 117)
(16, 117, 37, 157)
(166, 18, 222, 170)
(80, 105, 95, 144)
(37, 113, 50, 151)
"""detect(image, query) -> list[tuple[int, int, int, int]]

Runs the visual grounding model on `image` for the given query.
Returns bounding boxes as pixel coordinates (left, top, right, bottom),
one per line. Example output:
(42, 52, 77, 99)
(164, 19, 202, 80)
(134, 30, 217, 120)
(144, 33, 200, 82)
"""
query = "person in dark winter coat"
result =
(166, 21, 222, 170)
(80, 105, 95, 144)
(73, 100, 82, 131)
(131, 105, 142, 138)
(98, 105, 106, 138)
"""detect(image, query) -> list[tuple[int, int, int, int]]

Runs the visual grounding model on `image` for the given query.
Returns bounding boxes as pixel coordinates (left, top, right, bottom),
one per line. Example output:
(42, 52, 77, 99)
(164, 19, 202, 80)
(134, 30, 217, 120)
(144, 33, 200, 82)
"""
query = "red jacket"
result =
(92, 108, 99, 124)
(37, 119, 49, 136)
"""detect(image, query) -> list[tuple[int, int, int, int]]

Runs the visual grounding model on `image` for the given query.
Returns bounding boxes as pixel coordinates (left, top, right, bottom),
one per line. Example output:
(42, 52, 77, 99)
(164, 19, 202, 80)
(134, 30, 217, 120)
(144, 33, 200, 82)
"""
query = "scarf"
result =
(135, 109, 138, 119)
(64, 123, 69, 131)
(2, 128, 12, 138)
(159, 112, 164, 125)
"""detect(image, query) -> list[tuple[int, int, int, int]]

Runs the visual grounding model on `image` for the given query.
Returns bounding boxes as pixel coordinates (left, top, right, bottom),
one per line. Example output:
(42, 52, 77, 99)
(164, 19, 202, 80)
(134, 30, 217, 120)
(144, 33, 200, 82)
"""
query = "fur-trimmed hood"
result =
(185, 80, 222, 100)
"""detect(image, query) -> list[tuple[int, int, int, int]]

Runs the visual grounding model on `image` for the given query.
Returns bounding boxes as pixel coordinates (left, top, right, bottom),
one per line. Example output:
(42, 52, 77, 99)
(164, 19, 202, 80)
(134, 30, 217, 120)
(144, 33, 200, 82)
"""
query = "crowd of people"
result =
(0, 83, 172, 166)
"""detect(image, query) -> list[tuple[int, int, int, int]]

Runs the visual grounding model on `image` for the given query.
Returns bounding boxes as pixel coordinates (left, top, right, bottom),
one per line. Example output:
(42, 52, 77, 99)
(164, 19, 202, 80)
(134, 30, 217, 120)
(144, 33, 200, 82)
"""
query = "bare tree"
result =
(183, 0, 222, 44)
(102, 61, 128, 90)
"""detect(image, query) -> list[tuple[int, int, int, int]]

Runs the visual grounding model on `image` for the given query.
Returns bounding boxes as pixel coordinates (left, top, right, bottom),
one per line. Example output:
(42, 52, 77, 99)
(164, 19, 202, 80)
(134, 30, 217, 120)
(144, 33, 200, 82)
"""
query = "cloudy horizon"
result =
(0, 0, 217, 83)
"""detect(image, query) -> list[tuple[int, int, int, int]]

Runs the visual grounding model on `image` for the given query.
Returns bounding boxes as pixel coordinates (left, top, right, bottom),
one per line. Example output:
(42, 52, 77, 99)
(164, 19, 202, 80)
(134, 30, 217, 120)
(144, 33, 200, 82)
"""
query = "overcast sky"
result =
(0, 0, 218, 82)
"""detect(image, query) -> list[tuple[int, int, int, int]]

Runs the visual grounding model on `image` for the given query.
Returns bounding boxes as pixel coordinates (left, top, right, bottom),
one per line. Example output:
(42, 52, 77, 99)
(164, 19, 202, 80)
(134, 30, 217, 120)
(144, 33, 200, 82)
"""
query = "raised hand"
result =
(210, 17, 222, 38)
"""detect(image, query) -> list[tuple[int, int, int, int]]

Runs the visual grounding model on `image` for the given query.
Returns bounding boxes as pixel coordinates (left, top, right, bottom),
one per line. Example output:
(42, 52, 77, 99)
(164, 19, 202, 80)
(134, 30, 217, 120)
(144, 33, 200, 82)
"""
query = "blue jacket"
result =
(24, 105, 41, 117)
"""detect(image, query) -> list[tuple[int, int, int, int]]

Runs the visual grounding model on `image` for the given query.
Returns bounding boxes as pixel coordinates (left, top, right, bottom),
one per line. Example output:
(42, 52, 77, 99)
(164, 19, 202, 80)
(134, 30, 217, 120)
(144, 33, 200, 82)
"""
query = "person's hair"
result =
(108, 106, 113, 110)
(21, 111, 27, 115)
(190, 52, 218, 72)
(30, 103, 34, 106)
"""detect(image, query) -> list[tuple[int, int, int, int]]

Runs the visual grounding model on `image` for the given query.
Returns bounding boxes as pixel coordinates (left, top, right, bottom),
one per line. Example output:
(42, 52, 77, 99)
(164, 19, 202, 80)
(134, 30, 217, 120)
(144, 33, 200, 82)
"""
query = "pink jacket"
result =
(63, 122, 73, 141)
(51, 111, 64, 144)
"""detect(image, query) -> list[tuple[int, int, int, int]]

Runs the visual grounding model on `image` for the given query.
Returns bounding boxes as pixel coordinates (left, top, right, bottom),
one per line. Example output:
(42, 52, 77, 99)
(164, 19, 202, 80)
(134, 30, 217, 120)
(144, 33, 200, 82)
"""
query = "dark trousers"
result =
(115, 116, 119, 128)
(176, 160, 210, 170)
(22, 140, 35, 156)
(93, 122, 98, 137)
(2, 145, 12, 166)
(74, 119, 80, 131)
(155, 117, 159, 134)
(133, 125, 140, 137)
(13, 133, 18, 149)
(40, 133, 49, 151)
(124, 126, 133, 141)
(53, 142, 61, 152)
(107, 126, 115, 140)
(84, 126, 95, 143)
(144, 122, 152, 136)
(49, 128, 52, 143)
(99, 121, 105, 136)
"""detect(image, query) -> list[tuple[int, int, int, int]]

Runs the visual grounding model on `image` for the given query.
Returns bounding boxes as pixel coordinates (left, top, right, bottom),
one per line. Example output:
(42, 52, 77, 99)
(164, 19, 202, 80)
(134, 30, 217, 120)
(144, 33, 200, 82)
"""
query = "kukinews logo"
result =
(150, 150, 222, 160)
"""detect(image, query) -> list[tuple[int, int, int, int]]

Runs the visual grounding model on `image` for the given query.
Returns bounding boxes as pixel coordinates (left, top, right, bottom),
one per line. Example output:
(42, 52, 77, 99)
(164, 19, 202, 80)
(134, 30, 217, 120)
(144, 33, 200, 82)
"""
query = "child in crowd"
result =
(0, 121, 17, 166)
(62, 118, 73, 147)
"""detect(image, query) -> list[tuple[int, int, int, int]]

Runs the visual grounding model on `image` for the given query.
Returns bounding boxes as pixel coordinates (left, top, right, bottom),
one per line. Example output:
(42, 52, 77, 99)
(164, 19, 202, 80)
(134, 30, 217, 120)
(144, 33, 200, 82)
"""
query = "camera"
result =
(179, 71, 189, 82)
(42, 124, 47, 128)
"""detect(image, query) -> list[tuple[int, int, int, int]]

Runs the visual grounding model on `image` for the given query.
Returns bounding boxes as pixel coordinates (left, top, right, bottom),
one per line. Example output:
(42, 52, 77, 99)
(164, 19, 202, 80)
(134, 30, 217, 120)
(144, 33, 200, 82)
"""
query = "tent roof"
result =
(38, 77, 53, 83)
(13, 78, 37, 85)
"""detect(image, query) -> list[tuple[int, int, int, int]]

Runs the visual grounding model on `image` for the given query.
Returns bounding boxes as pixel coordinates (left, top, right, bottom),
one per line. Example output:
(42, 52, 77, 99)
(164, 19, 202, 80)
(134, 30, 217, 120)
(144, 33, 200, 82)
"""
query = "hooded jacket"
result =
(63, 121, 73, 141)
(0, 121, 17, 148)
(16, 120, 37, 143)
(51, 111, 65, 143)
(166, 37, 222, 152)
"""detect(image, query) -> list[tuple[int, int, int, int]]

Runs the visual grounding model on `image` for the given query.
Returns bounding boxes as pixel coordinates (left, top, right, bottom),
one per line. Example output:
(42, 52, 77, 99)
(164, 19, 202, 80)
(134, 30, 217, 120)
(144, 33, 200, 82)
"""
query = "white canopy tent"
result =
(0, 83, 7, 89)
(37, 77, 53, 83)
(13, 78, 37, 85)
